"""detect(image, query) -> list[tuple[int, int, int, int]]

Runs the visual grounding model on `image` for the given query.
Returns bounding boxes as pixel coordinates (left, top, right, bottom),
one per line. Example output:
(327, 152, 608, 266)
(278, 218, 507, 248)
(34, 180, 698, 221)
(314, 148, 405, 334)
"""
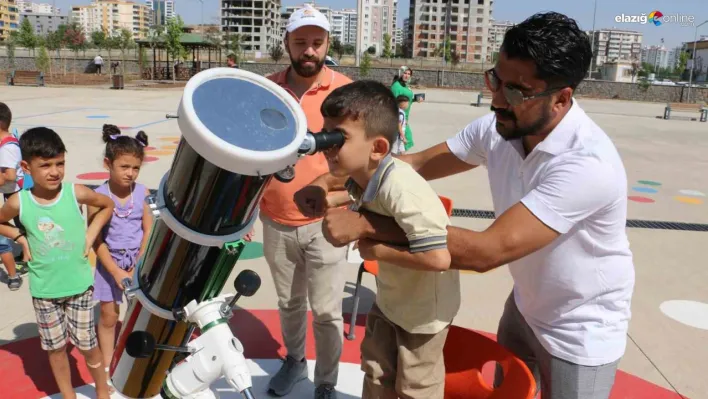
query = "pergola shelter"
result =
(136, 33, 224, 81)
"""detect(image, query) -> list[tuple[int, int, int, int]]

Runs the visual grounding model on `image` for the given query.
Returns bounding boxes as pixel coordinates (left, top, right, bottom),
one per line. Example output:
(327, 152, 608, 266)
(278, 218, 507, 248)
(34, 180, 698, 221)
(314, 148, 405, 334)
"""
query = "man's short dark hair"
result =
(396, 95, 410, 104)
(20, 127, 67, 161)
(321, 80, 399, 146)
(0, 102, 11, 131)
(501, 12, 592, 90)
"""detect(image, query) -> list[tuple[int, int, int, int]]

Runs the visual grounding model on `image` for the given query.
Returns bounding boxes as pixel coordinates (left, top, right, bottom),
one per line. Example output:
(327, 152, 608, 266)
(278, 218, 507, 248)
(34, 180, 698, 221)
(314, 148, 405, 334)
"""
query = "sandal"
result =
(105, 367, 116, 394)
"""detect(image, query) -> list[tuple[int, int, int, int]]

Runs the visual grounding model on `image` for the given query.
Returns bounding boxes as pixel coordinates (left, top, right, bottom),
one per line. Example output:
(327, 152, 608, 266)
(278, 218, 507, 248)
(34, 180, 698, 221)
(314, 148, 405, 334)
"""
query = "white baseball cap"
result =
(286, 4, 330, 33)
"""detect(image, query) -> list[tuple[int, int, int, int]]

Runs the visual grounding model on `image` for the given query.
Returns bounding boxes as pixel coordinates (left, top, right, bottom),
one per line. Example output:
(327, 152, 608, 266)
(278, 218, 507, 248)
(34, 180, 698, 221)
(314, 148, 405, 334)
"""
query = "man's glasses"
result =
(484, 68, 565, 107)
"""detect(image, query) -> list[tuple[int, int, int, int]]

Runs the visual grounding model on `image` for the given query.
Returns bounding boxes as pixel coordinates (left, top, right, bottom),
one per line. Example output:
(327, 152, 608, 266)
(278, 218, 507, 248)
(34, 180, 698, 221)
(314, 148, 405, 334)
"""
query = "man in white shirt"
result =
(93, 54, 103, 75)
(301, 11, 635, 399)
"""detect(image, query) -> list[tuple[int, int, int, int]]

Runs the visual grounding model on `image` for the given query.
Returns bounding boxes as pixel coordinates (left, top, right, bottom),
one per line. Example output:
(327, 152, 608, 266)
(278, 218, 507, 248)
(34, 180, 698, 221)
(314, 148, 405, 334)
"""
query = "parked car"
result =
(325, 56, 338, 66)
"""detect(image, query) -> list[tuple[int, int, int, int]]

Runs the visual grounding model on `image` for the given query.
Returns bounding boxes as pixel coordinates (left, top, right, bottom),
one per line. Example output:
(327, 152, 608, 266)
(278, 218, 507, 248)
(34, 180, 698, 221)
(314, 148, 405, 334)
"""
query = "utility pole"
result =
(355, 0, 362, 66)
(587, 0, 597, 79)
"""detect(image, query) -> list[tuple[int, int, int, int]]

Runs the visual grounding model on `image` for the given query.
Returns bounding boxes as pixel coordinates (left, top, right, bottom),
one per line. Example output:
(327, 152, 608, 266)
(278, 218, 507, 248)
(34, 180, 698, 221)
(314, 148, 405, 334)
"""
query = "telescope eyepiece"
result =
(298, 130, 345, 155)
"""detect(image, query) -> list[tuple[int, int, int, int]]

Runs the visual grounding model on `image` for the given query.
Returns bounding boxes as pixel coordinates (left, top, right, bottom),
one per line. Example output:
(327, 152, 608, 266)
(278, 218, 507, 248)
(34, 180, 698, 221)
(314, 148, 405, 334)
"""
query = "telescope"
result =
(110, 68, 345, 399)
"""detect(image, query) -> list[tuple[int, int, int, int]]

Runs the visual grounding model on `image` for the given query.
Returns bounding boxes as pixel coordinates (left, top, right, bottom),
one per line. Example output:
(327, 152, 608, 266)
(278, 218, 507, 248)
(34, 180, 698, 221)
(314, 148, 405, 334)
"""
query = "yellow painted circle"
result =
(161, 144, 178, 150)
(674, 196, 703, 205)
(158, 136, 180, 141)
(147, 150, 175, 156)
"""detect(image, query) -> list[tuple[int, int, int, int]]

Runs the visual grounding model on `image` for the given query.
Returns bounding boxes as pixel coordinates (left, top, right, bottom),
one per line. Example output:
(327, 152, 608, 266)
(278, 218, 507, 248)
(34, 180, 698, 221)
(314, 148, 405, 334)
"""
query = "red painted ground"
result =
(76, 172, 110, 181)
(0, 310, 685, 399)
(628, 196, 656, 203)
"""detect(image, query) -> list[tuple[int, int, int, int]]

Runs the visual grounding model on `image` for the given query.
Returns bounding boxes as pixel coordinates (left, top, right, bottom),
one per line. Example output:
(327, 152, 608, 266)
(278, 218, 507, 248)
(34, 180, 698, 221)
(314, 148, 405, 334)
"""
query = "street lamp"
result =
(687, 20, 708, 103)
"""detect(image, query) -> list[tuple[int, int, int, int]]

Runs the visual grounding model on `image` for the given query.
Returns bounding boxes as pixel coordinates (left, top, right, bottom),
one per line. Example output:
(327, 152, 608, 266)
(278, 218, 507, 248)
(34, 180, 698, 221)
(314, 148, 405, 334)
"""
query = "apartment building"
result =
(281, 3, 331, 38)
(0, 0, 20, 41)
(587, 28, 642, 70)
(685, 39, 708, 82)
(357, 0, 396, 56)
(641, 45, 671, 71)
(16, 0, 57, 14)
(221, 0, 281, 53)
(406, 0, 494, 63)
(71, 0, 152, 39)
(331, 9, 357, 44)
(145, 0, 174, 26)
(20, 12, 68, 35)
(281, 3, 357, 46)
(487, 18, 512, 60)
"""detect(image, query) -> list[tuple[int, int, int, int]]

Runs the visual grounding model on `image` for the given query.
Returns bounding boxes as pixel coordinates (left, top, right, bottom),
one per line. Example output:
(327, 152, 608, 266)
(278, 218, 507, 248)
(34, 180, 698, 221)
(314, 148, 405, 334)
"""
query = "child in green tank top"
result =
(0, 127, 115, 399)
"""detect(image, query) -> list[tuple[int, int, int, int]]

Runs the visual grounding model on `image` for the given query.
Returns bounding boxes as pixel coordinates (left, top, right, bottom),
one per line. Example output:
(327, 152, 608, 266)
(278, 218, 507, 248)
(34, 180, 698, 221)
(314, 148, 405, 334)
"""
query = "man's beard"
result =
(491, 105, 552, 141)
(290, 53, 325, 78)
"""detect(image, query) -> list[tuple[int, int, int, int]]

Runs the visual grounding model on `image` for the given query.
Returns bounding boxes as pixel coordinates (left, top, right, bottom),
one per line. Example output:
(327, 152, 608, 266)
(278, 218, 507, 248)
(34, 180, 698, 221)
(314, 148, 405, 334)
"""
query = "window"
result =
(478, 0, 484, 4)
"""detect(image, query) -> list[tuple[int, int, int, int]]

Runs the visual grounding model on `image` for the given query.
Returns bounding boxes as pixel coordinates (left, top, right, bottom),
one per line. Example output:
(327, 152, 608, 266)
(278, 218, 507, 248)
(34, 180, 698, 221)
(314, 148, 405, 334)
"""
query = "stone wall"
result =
(235, 63, 707, 103)
(2, 55, 707, 103)
(1, 56, 143, 74)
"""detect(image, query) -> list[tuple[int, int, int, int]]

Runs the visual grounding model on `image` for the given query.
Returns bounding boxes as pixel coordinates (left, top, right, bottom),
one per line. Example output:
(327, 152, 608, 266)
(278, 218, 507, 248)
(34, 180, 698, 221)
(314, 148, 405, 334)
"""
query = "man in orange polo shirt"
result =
(259, 4, 352, 399)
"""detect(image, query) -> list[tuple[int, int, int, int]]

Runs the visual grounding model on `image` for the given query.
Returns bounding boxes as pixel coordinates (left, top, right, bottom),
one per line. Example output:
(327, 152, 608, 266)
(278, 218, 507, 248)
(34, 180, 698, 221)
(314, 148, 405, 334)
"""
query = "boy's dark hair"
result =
(102, 124, 149, 162)
(0, 102, 11, 131)
(501, 12, 592, 90)
(20, 127, 67, 161)
(321, 80, 399, 146)
(396, 95, 410, 105)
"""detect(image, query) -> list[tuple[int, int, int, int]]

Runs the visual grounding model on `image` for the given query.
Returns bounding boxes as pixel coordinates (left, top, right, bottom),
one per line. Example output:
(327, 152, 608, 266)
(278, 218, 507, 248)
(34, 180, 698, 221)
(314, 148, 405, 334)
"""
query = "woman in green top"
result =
(391, 66, 421, 151)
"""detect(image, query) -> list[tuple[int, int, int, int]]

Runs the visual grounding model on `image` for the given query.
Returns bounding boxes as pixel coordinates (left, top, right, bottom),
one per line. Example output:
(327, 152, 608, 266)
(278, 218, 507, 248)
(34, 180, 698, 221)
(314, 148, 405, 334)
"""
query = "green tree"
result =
(343, 43, 355, 55)
(91, 30, 106, 54)
(360, 51, 372, 77)
(367, 46, 376, 55)
(382, 33, 393, 59)
(223, 32, 246, 65)
(114, 28, 136, 75)
(64, 23, 86, 83)
(164, 16, 186, 81)
(269, 45, 284, 63)
(43, 29, 63, 76)
(677, 51, 689, 75)
(450, 50, 460, 69)
(146, 26, 164, 79)
(331, 36, 344, 60)
(5, 31, 17, 70)
(18, 18, 37, 55)
(35, 45, 50, 73)
(203, 25, 221, 64)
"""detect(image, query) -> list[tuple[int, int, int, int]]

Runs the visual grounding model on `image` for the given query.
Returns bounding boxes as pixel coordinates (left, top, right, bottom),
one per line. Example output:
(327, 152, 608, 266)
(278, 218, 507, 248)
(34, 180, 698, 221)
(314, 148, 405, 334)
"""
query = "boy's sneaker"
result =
(267, 355, 308, 396)
(14, 261, 28, 276)
(315, 384, 337, 399)
(7, 276, 22, 291)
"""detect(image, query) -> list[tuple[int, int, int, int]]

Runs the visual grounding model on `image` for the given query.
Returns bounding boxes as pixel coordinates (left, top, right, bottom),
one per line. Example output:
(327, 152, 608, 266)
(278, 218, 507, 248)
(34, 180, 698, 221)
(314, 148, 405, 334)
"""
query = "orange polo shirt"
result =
(260, 66, 352, 226)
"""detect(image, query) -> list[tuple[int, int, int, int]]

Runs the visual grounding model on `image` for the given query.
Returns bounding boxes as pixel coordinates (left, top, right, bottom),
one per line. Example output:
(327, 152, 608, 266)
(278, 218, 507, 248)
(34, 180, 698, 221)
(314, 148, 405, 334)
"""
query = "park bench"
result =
(472, 88, 493, 107)
(663, 102, 707, 122)
(6, 70, 45, 87)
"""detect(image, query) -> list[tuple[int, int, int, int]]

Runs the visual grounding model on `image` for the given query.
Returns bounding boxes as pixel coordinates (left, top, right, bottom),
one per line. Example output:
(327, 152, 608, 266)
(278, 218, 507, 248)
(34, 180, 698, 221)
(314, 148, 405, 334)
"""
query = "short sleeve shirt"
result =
(398, 109, 407, 131)
(260, 66, 353, 226)
(347, 155, 460, 334)
(446, 100, 635, 366)
(0, 140, 23, 194)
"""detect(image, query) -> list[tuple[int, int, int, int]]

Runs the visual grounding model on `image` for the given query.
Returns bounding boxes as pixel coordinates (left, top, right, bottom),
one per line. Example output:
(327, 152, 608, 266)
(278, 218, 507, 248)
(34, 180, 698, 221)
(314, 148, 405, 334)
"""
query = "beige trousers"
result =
(261, 214, 348, 386)
(361, 304, 449, 399)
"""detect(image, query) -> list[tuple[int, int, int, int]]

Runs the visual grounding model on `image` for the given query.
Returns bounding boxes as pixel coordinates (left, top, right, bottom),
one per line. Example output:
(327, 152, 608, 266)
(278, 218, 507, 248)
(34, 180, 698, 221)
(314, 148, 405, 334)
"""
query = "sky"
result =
(54, 0, 706, 48)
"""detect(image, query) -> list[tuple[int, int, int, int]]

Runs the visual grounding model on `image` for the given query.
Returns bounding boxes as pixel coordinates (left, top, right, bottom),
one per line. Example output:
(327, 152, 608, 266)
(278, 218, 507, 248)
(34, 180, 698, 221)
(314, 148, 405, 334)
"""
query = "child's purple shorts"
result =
(93, 247, 138, 304)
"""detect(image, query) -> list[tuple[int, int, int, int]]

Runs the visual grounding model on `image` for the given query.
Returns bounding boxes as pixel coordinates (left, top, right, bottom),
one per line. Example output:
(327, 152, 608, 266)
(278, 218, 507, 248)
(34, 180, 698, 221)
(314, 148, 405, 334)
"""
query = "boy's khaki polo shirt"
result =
(347, 156, 461, 334)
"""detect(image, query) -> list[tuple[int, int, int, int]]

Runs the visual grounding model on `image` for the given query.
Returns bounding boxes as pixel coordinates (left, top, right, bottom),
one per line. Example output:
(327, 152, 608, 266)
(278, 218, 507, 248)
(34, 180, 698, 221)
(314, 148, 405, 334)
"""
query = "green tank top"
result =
(20, 184, 93, 298)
